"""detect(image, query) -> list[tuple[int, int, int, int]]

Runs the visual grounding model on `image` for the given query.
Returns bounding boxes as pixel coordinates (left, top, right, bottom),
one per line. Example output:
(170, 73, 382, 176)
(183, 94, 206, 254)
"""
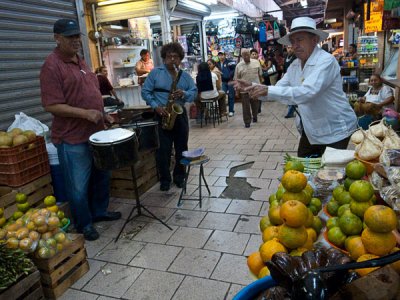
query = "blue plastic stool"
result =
(178, 155, 210, 208)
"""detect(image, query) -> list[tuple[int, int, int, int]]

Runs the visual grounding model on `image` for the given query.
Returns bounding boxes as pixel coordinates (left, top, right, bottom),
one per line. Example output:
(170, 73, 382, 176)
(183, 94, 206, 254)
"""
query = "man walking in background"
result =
(217, 51, 236, 117)
(234, 48, 263, 128)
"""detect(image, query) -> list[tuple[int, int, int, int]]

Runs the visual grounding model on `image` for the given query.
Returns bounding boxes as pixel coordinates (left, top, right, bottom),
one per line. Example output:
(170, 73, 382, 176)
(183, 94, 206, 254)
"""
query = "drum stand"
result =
(115, 165, 172, 242)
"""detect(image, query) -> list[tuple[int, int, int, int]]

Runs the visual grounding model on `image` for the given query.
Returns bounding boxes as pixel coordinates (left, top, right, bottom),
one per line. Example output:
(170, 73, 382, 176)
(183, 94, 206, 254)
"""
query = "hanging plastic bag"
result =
(258, 22, 266, 43)
(265, 22, 274, 41)
(273, 21, 281, 39)
(7, 112, 49, 136)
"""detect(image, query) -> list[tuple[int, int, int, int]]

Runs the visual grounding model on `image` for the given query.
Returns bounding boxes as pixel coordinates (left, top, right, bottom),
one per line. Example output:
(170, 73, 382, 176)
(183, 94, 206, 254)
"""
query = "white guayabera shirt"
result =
(259, 46, 357, 145)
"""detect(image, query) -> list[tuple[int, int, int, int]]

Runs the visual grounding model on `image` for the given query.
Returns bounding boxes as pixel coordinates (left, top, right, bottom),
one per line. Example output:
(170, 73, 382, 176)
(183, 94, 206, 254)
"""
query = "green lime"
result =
(15, 193, 27, 204)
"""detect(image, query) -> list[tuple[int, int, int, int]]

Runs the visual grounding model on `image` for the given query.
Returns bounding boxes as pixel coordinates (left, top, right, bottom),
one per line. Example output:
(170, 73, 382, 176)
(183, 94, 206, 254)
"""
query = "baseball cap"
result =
(53, 19, 81, 36)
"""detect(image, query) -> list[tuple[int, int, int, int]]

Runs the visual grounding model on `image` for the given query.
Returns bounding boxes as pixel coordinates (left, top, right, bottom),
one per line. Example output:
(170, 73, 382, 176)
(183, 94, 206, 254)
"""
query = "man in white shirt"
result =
(233, 17, 357, 157)
(234, 48, 263, 128)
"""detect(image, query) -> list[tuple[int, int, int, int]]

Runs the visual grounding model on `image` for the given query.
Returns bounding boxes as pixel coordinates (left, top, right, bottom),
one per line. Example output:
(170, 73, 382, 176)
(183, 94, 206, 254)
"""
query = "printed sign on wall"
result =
(364, 0, 384, 33)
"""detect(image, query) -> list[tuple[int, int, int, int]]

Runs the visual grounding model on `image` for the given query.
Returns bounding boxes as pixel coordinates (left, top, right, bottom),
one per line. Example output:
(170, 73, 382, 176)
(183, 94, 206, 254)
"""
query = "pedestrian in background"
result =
(216, 51, 236, 117)
(234, 48, 263, 128)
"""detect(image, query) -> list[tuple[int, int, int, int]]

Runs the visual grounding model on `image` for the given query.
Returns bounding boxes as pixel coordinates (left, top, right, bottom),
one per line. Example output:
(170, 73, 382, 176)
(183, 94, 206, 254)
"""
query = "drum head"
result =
(89, 128, 134, 144)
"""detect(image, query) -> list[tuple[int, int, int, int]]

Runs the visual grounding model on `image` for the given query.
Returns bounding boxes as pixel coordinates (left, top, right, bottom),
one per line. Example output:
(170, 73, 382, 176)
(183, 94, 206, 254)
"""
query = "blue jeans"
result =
(55, 142, 110, 232)
(222, 81, 235, 113)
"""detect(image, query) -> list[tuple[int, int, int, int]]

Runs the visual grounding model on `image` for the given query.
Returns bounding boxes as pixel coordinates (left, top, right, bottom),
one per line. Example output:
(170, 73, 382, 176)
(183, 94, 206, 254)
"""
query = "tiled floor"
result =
(62, 101, 299, 300)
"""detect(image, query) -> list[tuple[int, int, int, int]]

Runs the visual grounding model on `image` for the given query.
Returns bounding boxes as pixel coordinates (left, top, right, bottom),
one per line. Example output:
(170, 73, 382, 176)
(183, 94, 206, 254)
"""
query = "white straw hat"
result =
(278, 17, 329, 46)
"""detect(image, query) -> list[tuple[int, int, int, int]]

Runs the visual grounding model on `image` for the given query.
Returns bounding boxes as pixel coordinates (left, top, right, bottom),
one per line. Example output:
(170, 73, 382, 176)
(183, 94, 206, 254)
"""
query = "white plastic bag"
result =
(7, 112, 49, 135)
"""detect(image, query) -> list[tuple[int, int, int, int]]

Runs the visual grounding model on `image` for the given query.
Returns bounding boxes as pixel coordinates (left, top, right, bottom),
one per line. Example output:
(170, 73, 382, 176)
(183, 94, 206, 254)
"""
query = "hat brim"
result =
(58, 29, 82, 37)
(278, 29, 329, 46)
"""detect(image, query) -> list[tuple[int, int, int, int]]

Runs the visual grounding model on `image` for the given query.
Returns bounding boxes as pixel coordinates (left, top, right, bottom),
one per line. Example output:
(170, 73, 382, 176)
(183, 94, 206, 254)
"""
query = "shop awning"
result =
(96, 0, 159, 23)
(169, 0, 211, 17)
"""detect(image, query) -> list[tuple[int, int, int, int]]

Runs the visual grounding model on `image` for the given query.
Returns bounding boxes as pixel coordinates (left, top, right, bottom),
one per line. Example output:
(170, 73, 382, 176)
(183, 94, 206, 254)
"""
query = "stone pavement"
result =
(61, 101, 300, 300)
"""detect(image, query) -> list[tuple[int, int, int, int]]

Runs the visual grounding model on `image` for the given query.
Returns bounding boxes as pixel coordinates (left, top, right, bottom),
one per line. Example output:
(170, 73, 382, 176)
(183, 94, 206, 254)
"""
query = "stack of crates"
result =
(0, 136, 50, 187)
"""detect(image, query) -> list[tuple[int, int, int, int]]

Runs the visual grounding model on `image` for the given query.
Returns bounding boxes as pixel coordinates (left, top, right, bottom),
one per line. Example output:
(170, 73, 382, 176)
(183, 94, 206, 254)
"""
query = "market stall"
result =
(237, 143, 400, 299)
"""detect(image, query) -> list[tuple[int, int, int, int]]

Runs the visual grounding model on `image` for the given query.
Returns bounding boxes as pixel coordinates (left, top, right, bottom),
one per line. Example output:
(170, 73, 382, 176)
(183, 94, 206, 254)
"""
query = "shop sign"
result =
(364, 0, 384, 33)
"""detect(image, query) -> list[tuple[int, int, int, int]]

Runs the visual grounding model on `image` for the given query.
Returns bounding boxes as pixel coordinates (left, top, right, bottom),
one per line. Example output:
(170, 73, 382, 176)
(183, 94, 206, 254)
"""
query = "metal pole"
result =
(91, 3, 103, 67)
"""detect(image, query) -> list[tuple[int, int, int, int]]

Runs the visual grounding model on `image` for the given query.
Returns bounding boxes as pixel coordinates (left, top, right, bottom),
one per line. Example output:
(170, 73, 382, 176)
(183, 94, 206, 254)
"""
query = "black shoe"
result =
(174, 181, 184, 188)
(93, 211, 122, 222)
(284, 114, 295, 118)
(245, 123, 250, 128)
(253, 118, 257, 123)
(160, 183, 170, 191)
(83, 225, 100, 241)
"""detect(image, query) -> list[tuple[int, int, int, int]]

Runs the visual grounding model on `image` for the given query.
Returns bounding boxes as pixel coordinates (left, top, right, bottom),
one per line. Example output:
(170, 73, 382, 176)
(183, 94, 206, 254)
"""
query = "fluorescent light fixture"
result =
(204, 12, 239, 20)
(98, 0, 130, 6)
(199, 0, 218, 4)
(324, 18, 337, 24)
(300, 0, 308, 8)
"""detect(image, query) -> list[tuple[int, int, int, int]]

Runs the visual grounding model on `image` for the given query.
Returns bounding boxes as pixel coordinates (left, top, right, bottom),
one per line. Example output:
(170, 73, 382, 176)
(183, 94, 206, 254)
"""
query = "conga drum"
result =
(89, 128, 139, 170)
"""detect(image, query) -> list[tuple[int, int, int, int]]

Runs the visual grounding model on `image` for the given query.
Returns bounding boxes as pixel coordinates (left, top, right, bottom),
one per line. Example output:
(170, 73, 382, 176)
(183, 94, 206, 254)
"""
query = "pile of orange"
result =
(248, 170, 324, 279)
(327, 203, 398, 276)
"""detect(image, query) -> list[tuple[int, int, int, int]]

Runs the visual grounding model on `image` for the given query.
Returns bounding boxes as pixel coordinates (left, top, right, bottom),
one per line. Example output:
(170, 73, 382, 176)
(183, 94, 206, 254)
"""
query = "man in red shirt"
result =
(40, 19, 121, 241)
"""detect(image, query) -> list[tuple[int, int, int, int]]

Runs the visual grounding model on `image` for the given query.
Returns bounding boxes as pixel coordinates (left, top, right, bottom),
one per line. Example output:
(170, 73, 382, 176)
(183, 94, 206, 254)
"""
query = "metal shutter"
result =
(0, 0, 78, 131)
(96, 0, 159, 23)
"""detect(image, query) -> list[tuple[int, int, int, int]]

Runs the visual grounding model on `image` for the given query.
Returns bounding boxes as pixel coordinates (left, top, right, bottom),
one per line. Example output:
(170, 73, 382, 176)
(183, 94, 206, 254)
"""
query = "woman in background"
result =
(196, 62, 227, 117)
(135, 49, 154, 76)
(355, 73, 394, 117)
(207, 59, 222, 88)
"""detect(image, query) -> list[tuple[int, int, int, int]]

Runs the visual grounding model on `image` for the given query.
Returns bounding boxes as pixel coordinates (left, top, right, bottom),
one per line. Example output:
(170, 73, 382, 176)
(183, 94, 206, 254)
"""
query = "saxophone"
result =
(161, 65, 183, 130)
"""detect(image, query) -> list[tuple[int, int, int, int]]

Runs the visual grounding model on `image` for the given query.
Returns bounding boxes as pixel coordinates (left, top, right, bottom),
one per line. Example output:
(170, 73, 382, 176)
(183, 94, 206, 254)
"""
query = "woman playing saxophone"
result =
(141, 42, 197, 191)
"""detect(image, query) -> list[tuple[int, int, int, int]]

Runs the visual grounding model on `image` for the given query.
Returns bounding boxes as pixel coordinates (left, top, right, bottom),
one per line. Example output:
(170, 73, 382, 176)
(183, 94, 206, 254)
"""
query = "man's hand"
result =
(104, 113, 115, 124)
(171, 89, 184, 100)
(245, 84, 268, 99)
(86, 110, 103, 124)
(231, 79, 252, 92)
(155, 106, 168, 117)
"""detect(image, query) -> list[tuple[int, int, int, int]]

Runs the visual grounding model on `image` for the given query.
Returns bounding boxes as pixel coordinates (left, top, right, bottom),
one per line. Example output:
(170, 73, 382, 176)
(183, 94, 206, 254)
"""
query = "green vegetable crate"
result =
(31, 234, 89, 299)
(0, 269, 44, 300)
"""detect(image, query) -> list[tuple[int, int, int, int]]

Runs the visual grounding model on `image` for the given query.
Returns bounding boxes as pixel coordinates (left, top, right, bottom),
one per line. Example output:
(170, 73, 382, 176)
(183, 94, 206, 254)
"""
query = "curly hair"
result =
(160, 42, 185, 60)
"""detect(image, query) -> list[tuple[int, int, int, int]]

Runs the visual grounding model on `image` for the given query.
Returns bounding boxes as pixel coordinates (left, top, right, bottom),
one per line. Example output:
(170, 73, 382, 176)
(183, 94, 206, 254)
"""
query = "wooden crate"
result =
(0, 270, 44, 300)
(0, 174, 53, 219)
(32, 234, 89, 299)
(110, 150, 159, 199)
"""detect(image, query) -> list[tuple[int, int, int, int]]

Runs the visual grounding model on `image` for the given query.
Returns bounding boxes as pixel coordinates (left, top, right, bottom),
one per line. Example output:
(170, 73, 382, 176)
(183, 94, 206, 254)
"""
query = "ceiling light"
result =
(199, 0, 218, 4)
(300, 0, 308, 8)
(324, 18, 337, 24)
(98, 0, 131, 6)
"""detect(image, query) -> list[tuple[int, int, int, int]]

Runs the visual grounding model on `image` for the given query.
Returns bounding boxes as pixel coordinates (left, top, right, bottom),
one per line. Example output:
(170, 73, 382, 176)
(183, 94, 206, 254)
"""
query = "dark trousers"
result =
(241, 92, 259, 125)
(297, 131, 351, 158)
(156, 109, 189, 185)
